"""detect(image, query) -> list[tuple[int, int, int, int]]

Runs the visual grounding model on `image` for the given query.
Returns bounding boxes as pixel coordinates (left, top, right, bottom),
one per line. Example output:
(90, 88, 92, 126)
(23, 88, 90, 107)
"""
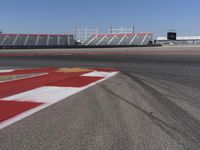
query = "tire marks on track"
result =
(99, 72, 200, 150)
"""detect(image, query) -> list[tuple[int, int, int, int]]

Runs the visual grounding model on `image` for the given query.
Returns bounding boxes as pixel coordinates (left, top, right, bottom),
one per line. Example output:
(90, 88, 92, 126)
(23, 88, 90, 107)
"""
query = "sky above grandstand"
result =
(1, 0, 200, 37)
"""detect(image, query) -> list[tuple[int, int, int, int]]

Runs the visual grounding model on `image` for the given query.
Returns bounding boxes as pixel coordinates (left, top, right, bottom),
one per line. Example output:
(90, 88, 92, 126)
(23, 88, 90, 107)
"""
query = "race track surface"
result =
(0, 47, 200, 150)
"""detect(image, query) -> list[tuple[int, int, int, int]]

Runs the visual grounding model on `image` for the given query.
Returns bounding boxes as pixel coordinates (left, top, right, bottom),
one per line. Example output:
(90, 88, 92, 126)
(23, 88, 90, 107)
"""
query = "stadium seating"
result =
(83, 33, 153, 46)
(0, 33, 152, 48)
(0, 34, 75, 47)
(26, 35, 38, 46)
(83, 35, 96, 45)
(37, 35, 48, 45)
(49, 35, 59, 45)
(15, 35, 27, 45)
(2, 35, 17, 46)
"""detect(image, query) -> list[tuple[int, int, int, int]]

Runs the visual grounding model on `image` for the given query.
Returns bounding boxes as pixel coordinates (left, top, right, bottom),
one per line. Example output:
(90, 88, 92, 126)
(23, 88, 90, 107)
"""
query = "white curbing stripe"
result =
(4, 86, 82, 103)
(0, 69, 15, 73)
(81, 71, 118, 78)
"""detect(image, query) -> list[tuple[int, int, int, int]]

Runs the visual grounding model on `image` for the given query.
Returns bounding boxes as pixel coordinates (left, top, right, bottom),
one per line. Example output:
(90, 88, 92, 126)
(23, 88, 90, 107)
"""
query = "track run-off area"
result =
(1, 46, 200, 150)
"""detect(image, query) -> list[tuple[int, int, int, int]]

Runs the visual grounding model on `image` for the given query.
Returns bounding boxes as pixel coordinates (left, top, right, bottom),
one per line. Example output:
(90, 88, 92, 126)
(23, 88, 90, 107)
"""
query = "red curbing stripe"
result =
(52, 76, 103, 87)
(0, 68, 57, 76)
(0, 72, 88, 99)
(0, 100, 43, 123)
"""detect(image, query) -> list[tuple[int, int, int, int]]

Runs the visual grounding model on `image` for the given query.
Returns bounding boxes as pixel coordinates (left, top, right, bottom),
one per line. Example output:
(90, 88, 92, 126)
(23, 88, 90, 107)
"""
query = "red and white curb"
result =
(0, 67, 119, 129)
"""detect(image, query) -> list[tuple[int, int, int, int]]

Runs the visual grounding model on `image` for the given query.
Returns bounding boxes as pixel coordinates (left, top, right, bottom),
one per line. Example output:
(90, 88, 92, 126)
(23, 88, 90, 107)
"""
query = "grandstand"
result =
(83, 33, 153, 46)
(0, 34, 75, 48)
(0, 31, 154, 49)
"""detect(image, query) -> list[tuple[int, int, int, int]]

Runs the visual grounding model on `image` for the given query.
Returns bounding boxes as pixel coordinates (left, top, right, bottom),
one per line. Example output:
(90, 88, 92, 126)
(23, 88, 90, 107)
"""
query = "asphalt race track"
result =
(1, 47, 200, 150)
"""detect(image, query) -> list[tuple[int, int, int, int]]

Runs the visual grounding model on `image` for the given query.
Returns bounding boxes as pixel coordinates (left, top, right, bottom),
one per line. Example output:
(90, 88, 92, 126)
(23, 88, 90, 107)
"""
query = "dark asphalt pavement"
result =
(0, 47, 200, 150)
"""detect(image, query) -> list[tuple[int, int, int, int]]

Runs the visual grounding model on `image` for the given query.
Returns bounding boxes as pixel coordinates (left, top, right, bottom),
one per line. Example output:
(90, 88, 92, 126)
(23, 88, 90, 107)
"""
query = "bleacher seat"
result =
(0, 35, 6, 45)
(84, 33, 153, 46)
(2, 35, 17, 46)
(130, 35, 144, 45)
(97, 35, 114, 45)
(59, 35, 69, 45)
(0, 34, 75, 47)
(68, 35, 75, 45)
(26, 35, 38, 46)
(108, 35, 124, 45)
(91, 36, 105, 45)
(83, 35, 96, 45)
(49, 35, 58, 45)
(37, 35, 48, 46)
(15, 35, 27, 45)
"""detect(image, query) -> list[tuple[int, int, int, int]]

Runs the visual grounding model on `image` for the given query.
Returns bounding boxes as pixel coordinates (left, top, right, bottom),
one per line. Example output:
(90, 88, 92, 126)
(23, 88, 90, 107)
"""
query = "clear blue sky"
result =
(1, 0, 200, 37)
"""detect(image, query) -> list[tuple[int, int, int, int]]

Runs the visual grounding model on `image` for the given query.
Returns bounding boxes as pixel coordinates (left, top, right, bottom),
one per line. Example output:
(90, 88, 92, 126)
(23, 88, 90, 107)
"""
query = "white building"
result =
(157, 36, 200, 45)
